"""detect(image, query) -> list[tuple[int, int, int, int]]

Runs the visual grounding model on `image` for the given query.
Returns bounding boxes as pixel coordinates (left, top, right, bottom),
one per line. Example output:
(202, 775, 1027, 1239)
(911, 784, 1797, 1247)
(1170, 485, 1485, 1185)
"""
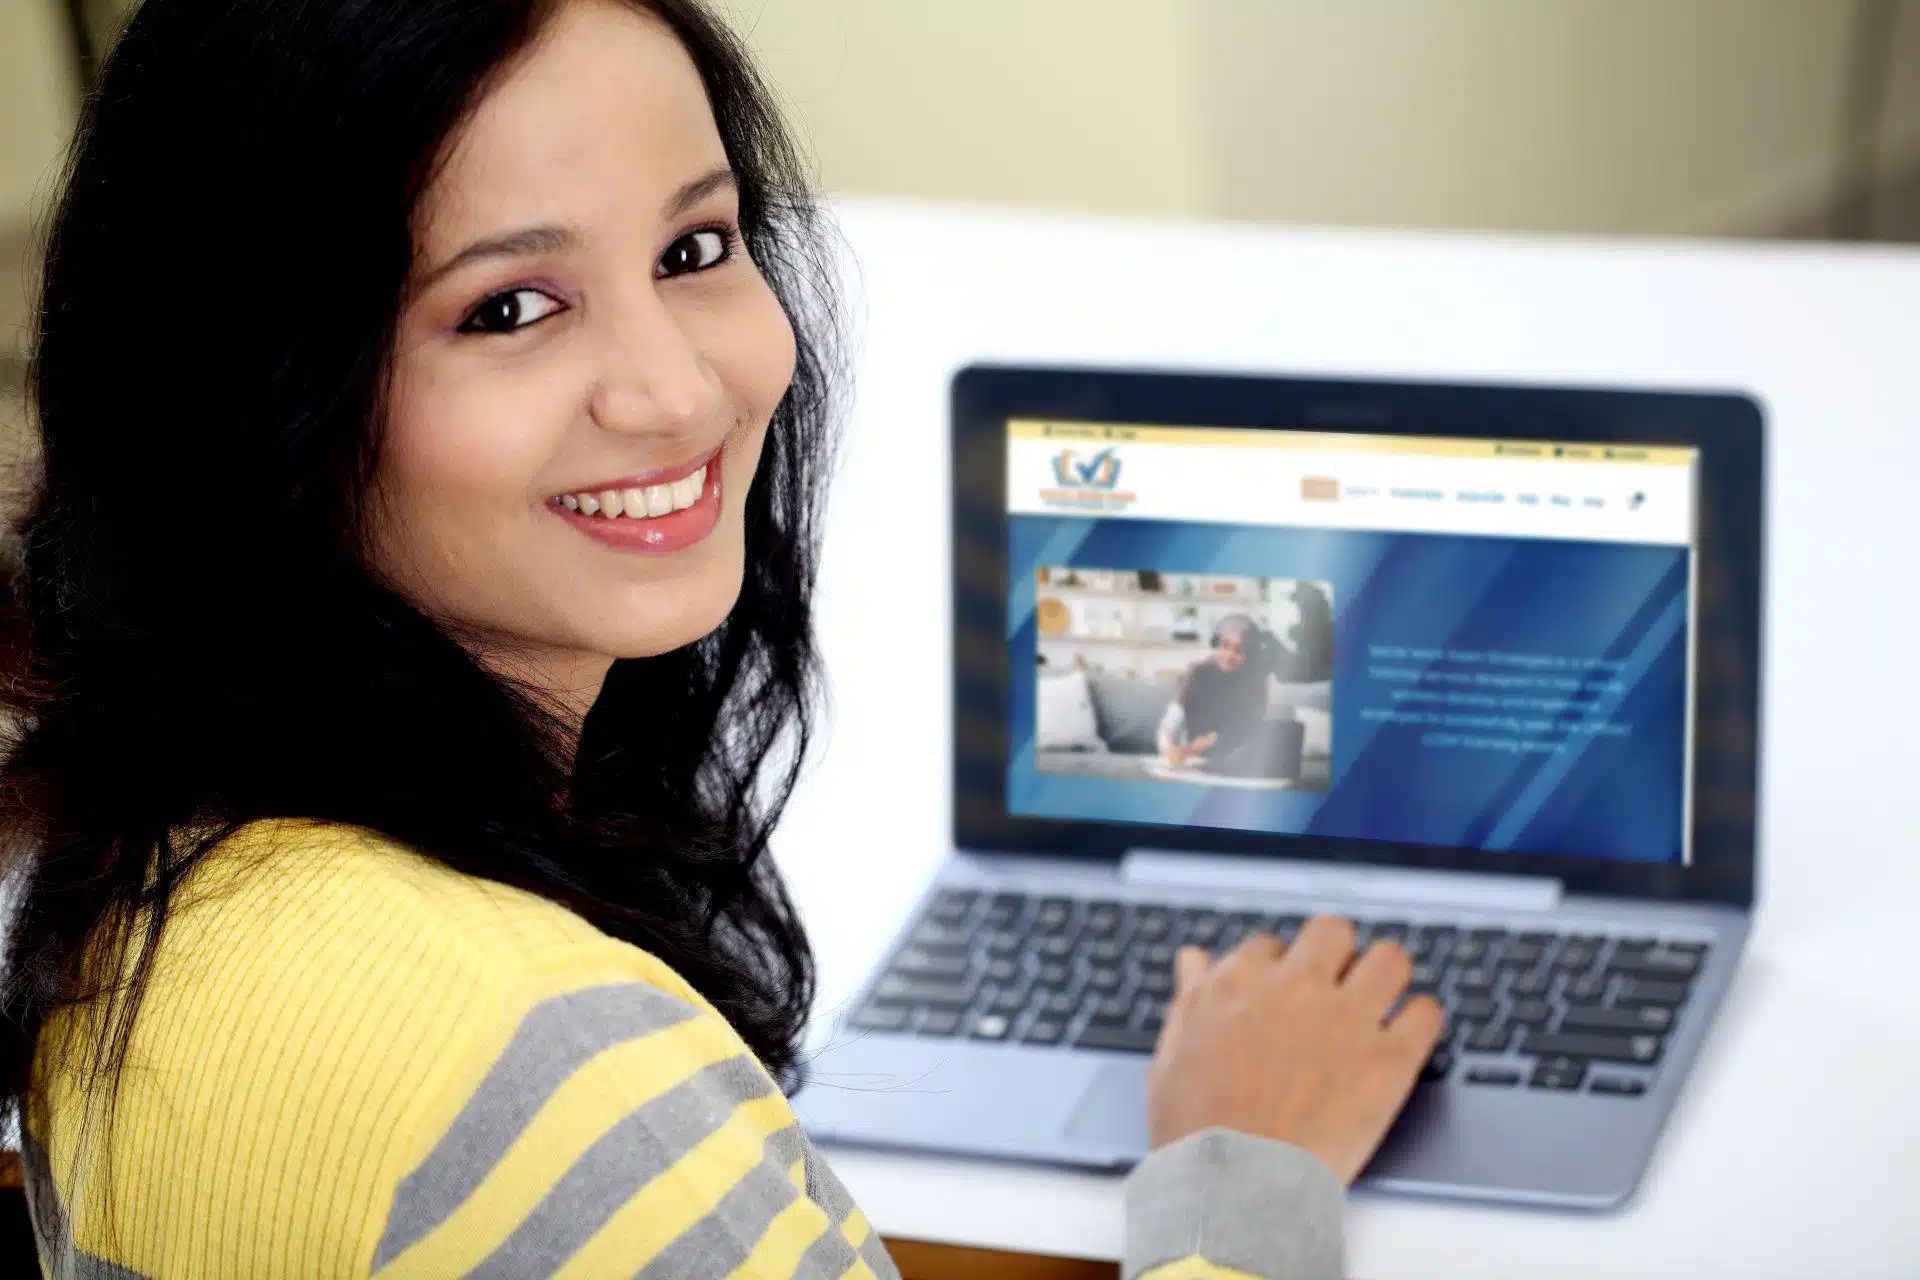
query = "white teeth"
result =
(560, 462, 710, 519)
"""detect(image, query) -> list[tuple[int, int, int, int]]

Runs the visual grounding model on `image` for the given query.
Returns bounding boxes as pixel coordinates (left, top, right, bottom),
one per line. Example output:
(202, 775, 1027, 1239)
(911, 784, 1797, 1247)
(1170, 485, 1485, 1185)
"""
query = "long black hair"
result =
(0, 0, 839, 1142)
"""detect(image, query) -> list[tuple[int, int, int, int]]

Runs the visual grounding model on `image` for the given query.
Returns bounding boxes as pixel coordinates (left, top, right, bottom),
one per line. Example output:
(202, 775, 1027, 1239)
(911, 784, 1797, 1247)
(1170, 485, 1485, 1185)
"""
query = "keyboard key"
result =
(1412, 925, 1458, 947)
(1504, 943, 1545, 967)
(1529, 1056, 1587, 1090)
(1096, 994, 1131, 1020)
(1561, 1003, 1675, 1034)
(908, 922, 972, 954)
(1074, 1022, 1159, 1054)
(1521, 1030, 1665, 1065)
(1464, 1023, 1514, 1053)
(1566, 974, 1608, 1002)
(1665, 939, 1710, 955)
(892, 948, 971, 980)
(1037, 935, 1074, 960)
(1034, 897, 1073, 929)
(1134, 909, 1172, 939)
(969, 1013, 1012, 1041)
(1089, 938, 1126, 964)
(1452, 997, 1498, 1023)
(1421, 1048, 1455, 1081)
(1590, 1076, 1649, 1097)
(1466, 1066, 1521, 1086)
(1084, 903, 1124, 935)
(1042, 991, 1078, 1018)
(1568, 933, 1606, 948)
(875, 976, 973, 1009)
(1271, 914, 1307, 939)
(1183, 913, 1224, 945)
(1613, 978, 1690, 1008)
(1086, 967, 1124, 992)
(1554, 944, 1600, 971)
(851, 1003, 909, 1032)
(984, 894, 1026, 926)
(1022, 1018, 1066, 1046)
(1454, 968, 1498, 994)
(1037, 961, 1070, 987)
(1509, 971, 1553, 998)
(984, 958, 1019, 984)
(919, 1010, 962, 1037)
(1508, 999, 1554, 1026)
(927, 891, 977, 924)
(983, 930, 1023, 957)
(1608, 946, 1703, 979)
(1517, 931, 1558, 946)
(1467, 928, 1509, 944)
(1139, 969, 1175, 998)
(987, 988, 1029, 1015)
(1139, 941, 1176, 966)
(1451, 941, 1489, 965)
(1370, 921, 1409, 943)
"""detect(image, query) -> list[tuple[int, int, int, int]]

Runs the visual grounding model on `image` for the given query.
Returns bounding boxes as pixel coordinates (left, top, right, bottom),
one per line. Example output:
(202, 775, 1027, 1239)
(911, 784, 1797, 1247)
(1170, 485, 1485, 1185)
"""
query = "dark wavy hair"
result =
(0, 0, 839, 1141)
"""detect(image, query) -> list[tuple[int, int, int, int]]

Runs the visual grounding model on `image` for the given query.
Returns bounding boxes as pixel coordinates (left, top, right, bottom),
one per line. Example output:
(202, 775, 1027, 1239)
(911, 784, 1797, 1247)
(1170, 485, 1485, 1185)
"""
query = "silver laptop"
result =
(795, 365, 1763, 1210)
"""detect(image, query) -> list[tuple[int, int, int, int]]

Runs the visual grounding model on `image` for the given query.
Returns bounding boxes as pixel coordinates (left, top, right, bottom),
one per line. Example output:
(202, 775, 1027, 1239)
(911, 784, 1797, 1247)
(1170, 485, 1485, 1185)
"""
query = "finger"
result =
(1342, 939, 1415, 1020)
(1277, 913, 1356, 983)
(1384, 993, 1446, 1062)
(1173, 945, 1211, 999)
(1196, 733, 1218, 748)
(1221, 930, 1286, 972)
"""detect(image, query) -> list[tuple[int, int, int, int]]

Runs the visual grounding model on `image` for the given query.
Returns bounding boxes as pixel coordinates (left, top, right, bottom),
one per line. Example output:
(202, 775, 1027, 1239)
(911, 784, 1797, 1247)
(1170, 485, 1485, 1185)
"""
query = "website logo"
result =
(1041, 446, 1137, 513)
(1052, 448, 1122, 490)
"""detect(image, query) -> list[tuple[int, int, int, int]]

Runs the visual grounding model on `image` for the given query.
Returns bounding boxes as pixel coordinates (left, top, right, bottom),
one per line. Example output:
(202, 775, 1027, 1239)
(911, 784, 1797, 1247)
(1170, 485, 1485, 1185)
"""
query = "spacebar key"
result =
(1521, 1030, 1664, 1065)
(1073, 1022, 1160, 1054)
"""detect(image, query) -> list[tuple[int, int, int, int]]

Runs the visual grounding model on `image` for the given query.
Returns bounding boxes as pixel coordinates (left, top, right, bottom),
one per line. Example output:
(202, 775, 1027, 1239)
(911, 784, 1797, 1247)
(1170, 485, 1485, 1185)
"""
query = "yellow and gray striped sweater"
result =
(24, 820, 1343, 1278)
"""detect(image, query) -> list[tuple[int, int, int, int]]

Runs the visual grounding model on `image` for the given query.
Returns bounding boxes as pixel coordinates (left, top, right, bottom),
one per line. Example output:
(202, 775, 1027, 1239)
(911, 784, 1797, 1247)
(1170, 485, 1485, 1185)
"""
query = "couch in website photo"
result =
(1034, 668, 1333, 790)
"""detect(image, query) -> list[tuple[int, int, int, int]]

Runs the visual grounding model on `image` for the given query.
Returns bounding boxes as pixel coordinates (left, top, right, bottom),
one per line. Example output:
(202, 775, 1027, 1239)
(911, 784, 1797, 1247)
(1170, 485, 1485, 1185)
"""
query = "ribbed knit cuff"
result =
(1122, 1128, 1345, 1280)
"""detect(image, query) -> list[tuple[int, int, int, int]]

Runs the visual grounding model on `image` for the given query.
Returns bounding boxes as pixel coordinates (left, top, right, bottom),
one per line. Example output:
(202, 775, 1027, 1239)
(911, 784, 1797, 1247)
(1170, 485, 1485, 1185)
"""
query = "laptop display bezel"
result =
(952, 363, 1763, 909)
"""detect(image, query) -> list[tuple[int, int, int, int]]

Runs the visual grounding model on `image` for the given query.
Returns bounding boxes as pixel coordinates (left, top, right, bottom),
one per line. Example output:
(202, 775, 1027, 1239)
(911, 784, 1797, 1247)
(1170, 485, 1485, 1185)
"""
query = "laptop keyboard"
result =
(848, 889, 1711, 1097)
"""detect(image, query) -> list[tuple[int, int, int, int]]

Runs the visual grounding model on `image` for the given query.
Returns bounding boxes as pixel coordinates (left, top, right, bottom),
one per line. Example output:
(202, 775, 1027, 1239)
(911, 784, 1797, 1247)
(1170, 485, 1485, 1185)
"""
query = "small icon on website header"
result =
(1628, 491, 1647, 510)
(1301, 476, 1340, 502)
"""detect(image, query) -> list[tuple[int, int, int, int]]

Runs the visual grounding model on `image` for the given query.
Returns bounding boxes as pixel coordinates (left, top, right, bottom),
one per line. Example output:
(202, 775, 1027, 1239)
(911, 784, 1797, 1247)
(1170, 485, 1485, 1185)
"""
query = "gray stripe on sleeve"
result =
(1122, 1128, 1345, 1280)
(857, 1226, 899, 1279)
(371, 982, 701, 1269)
(628, 1123, 812, 1280)
(20, 1130, 155, 1280)
(461, 1054, 779, 1279)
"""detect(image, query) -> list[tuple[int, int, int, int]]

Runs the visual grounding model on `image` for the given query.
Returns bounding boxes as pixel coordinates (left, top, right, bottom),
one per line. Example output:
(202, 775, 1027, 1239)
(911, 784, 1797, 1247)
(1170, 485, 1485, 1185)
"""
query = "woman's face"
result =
(372, 0, 796, 712)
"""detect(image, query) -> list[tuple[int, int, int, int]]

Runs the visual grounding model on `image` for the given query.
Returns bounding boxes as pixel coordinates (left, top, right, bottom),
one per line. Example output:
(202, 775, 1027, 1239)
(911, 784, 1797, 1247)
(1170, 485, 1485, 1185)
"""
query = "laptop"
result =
(795, 364, 1763, 1210)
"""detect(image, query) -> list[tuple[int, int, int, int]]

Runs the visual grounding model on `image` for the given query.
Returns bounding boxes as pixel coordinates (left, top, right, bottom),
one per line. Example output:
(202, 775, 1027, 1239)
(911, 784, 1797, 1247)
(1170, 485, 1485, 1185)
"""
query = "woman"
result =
(1158, 613, 1284, 774)
(0, 1, 1442, 1276)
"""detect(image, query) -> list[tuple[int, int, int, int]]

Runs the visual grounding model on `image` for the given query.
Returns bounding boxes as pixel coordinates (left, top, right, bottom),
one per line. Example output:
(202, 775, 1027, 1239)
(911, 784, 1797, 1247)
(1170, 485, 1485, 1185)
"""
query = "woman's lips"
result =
(550, 445, 724, 554)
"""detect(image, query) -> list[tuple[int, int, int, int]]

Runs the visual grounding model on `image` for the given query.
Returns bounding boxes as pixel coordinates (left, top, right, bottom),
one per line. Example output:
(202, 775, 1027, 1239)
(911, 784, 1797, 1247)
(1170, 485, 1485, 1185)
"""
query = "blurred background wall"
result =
(4, 0, 1918, 444)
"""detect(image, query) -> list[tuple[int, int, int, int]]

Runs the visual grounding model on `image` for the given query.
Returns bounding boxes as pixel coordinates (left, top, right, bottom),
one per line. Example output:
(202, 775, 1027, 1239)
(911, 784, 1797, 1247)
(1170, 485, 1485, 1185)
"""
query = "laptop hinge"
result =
(1120, 849, 1563, 913)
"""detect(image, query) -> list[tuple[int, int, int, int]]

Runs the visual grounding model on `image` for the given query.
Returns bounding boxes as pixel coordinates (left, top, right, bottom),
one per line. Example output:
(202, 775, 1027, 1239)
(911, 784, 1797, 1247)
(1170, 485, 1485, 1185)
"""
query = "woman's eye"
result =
(657, 228, 733, 279)
(459, 288, 564, 335)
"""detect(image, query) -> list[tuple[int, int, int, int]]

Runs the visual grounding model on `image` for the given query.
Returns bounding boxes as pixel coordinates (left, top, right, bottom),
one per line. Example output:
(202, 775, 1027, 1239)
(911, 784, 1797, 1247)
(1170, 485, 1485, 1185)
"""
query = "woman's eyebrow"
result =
(414, 169, 736, 292)
(418, 224, 576, 291)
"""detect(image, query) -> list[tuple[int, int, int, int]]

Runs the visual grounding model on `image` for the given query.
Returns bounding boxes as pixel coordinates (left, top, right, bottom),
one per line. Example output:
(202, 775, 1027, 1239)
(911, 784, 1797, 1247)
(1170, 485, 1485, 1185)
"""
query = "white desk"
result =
(774, 200, 1920, 1279)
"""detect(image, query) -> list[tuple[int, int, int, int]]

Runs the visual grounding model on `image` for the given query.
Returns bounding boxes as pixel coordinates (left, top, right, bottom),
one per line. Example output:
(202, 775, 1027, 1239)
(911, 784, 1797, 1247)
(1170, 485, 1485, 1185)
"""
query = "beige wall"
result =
(738, 0, 1920, 239)
(0, 0, 78, 232)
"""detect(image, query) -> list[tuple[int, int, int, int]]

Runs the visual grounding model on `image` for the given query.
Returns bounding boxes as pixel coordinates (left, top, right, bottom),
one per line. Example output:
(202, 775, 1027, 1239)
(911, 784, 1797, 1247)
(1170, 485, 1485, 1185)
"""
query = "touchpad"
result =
(1060, 1060, 1152, 1157)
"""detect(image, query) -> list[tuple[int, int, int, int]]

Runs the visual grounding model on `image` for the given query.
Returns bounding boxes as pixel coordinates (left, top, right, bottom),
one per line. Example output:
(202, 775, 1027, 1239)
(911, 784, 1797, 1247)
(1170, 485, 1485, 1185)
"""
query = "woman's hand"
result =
(1145, 915, 1444, 1186)
(1164, 731, 1217, 767)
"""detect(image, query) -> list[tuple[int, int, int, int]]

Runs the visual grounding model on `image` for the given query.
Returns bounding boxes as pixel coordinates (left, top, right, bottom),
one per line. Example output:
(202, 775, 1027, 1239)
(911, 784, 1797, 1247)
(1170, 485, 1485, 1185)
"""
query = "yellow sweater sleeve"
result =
(26, 820, 899, 1280)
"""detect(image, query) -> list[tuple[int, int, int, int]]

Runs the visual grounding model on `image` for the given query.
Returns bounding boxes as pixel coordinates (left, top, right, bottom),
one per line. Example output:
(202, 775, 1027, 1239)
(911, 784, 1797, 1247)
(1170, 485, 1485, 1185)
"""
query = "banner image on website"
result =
(1032, 567, 1335, 793)
(1004, 423, 1698, 866)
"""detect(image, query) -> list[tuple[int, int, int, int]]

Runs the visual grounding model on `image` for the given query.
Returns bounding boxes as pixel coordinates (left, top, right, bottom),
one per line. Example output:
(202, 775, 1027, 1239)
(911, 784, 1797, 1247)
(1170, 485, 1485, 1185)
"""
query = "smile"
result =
(556, 465, 707, 519)
(547, 442, 725, 554)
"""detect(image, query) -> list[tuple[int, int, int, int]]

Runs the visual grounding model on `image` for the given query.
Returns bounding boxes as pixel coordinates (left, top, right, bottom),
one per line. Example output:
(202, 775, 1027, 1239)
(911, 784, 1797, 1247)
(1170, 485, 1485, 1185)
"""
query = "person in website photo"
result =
(1032, 570, 1332, 791)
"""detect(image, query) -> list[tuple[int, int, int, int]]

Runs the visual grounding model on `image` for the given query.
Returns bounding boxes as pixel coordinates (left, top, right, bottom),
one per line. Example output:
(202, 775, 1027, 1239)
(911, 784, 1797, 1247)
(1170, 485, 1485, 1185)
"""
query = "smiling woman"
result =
(0, 0, 1418, 1277)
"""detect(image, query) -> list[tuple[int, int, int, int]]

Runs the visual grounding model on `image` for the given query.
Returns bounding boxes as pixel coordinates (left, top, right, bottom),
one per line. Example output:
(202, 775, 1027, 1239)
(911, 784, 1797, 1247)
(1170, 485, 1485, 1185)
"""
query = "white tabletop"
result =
(773, 200, 1920, 1278)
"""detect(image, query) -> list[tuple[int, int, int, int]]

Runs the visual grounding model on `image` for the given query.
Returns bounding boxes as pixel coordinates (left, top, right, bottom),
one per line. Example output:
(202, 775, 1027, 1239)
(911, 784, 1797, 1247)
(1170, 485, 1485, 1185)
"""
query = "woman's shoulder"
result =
(187, 817, 698, 996)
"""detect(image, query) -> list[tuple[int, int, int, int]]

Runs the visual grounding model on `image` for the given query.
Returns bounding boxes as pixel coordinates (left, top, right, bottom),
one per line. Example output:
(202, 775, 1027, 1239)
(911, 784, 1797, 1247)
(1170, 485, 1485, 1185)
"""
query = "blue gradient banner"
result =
(1009, 517, 1690, 864)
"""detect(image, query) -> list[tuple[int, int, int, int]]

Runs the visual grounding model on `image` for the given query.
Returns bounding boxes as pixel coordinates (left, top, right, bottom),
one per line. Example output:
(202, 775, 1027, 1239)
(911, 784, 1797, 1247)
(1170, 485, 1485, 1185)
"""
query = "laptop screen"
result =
(1006, 419, 1701, 866)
